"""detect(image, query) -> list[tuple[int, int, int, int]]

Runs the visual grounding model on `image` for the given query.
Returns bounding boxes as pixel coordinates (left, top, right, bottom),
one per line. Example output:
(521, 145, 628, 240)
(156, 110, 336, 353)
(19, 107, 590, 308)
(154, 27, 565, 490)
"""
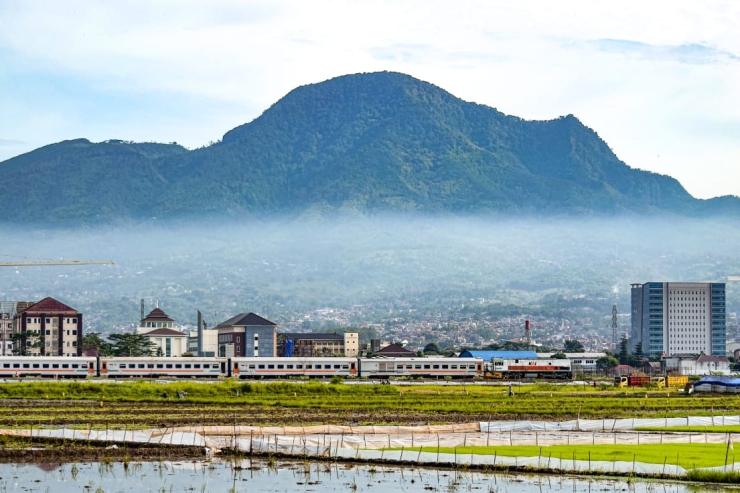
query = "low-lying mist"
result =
(1, 214, 738, 332)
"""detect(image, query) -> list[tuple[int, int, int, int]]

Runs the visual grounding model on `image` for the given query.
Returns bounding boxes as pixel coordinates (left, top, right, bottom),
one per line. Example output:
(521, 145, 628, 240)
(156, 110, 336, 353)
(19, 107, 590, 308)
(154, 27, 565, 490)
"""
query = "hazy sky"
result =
(1, 1, 738, 199)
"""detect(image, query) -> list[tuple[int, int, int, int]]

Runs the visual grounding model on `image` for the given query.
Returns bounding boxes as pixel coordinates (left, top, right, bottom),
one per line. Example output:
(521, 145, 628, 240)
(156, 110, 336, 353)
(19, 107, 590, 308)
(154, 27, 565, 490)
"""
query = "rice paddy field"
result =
(404, 443, 735, 469)
(0, 380, 737, 427)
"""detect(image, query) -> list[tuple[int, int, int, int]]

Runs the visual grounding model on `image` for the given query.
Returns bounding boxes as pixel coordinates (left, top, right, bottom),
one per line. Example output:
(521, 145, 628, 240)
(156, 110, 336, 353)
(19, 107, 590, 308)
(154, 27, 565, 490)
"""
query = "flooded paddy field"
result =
(0, 458, 730, 493)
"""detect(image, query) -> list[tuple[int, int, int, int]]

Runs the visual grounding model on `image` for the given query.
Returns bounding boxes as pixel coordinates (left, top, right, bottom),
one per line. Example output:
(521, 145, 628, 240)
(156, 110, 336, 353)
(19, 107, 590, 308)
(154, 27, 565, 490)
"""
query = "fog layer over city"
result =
(1, 215, 738, 342)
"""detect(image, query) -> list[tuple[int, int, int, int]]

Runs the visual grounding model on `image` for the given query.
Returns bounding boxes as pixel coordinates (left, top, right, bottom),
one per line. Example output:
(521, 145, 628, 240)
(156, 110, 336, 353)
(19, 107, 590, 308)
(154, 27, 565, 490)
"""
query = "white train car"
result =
(489, 358, 572, 379)
(230, 357, 358, 378)
(0, 356, 95, 378)
(100, 357, 226, 378)
(360, 357, 483, 379)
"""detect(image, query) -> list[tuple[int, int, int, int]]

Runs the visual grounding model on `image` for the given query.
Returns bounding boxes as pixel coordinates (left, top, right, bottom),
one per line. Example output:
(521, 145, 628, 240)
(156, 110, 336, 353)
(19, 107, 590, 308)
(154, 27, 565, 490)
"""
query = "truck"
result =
(666, 374, 688, 387)
(627, 374, 651, 387)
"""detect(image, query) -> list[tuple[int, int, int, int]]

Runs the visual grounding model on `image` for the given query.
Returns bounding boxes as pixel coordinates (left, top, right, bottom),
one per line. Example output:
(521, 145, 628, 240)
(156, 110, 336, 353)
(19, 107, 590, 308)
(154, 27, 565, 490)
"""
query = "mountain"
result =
(1, 71, 737, 224)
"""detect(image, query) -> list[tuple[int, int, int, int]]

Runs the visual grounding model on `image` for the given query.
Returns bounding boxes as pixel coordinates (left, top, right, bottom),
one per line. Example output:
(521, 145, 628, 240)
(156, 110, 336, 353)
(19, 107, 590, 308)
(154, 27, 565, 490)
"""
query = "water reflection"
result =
(0, 459, 733, 492)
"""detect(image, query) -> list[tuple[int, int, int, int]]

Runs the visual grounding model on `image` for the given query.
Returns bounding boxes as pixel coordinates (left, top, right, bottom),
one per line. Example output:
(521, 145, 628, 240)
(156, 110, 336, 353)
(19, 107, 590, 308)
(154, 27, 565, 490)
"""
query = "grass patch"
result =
(685, 469, 740, 483)
(1, 381, 740, 424)
(637, 425, 740, 433)
(401, 443, 736, 469)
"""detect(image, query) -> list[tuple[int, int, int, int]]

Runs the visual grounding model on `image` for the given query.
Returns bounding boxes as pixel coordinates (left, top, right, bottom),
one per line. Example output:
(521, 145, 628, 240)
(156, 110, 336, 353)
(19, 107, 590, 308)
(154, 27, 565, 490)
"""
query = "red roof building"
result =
(12, 297, 83, 356)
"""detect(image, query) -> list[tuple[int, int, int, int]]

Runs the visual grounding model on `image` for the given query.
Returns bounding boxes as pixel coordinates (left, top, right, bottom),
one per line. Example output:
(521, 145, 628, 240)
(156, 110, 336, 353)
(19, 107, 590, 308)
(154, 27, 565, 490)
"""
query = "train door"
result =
(88, 361, 95, 375)
(101, 360, 108, 375)
(350, 361, 356, 376)
(476, 362, 482, 375)
(220, 361, 227, 376)
(233, 360, 239, 377)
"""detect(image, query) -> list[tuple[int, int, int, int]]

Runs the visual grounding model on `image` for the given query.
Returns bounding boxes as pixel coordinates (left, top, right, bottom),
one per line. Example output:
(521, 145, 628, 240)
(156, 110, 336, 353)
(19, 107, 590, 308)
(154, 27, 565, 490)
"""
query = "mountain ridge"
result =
(1, 71, 737, 224)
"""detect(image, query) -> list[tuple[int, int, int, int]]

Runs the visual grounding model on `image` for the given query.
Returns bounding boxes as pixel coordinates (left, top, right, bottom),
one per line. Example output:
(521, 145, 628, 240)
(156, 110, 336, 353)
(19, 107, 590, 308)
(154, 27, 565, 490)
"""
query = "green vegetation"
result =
(2, 71, 735, 225)
(1, 381, 740, 425)
(685, 469, 740, 483)
(637, 425, 740, 433)
(404, 443, 733, 469)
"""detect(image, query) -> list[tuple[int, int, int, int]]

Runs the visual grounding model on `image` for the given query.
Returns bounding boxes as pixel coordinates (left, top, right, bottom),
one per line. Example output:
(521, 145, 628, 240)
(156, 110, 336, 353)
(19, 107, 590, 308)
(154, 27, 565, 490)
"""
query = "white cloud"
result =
(0, 0, 738, 198)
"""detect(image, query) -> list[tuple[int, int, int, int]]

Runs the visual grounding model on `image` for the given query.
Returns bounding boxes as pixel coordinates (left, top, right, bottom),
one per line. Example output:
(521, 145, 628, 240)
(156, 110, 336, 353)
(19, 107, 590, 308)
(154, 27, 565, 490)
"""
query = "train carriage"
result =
(0, 356, 95, 378)
(230, 357, 358, 378)
(360, 357, 482, 379)
(99, 357, 226, 378)
(489, 358, 572, 379)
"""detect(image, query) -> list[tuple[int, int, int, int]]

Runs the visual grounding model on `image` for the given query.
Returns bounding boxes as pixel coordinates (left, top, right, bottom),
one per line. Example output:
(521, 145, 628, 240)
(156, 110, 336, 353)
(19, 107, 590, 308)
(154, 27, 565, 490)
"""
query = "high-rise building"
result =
(630, 282, 726, 357)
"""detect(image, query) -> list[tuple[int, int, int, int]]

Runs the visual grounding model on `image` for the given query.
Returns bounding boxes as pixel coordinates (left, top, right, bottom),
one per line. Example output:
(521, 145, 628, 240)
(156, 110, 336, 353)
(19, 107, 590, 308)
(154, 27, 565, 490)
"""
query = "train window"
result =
(248, 364, 255, 369)
(297, 365, 303, 369)
(166, 364, 173, 369)
(450, 365, 457, 369)
(441, 365, 448, 369)
(41, 364, 49, 369)
(212, 364, 219, 368)
(148, 364, 154, 368)
(421, 364, 428, 369)
(62, 364, 69, 368)
(469, 365, 475, 369)
(277, 364, 284, 369)
(14, 364, 20, 368)
(32, 364, 39, 368)
(305, 364, 312, 369)
(432, 365, 439, 369)
(324, 365, 331, 369)
(342, 365, 348, 369)
(138, 364, 145, 369)
(267, 364, 275, 369)
(184, 364, 191, 369)
(194, 364, 201, 369)
(415, 365, 421, 369)
(258, 364, 265, 369)
(494, 361, 503, 366)
(120, 364, 127, 368)
(1, 364, 8, 368)
(175, 364, 182, 369)
(287, 365, 294, 369)
(156, 364, 164, 369)
(53, 364, 61, 369)
(334, 365, 340, 369)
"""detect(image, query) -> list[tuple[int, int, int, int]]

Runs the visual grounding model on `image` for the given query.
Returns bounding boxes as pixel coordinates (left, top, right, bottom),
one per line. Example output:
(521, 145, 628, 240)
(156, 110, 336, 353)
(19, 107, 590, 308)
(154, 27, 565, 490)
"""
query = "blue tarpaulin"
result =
(695, 376, 740, 387)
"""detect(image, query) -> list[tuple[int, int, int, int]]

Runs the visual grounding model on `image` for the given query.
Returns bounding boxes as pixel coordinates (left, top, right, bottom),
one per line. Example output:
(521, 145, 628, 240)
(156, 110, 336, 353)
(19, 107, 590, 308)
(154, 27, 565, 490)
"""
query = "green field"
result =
(404, 443, 735, 469)
(0, 380, 738, 427)
(637, 425, 740, 433)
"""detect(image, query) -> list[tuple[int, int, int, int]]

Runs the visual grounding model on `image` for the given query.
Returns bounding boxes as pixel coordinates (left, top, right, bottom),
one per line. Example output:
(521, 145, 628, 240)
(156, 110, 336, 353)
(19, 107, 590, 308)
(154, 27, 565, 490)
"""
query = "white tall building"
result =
(631, 282, 726, 357)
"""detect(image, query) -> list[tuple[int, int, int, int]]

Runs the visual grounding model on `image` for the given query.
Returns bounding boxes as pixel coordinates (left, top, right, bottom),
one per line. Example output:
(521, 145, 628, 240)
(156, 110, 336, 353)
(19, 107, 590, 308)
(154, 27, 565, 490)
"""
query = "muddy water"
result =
(0, 459, 728, 492)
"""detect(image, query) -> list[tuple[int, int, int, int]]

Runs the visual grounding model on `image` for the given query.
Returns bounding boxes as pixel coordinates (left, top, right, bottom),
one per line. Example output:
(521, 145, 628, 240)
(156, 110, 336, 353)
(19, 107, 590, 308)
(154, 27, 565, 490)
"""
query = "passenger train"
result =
(0, 355, 571, 380)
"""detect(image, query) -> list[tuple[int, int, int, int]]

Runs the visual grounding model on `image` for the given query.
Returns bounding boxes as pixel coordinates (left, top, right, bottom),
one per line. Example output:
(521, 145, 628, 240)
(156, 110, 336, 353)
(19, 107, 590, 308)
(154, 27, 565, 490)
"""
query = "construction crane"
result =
(0, 260, 114, 267)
